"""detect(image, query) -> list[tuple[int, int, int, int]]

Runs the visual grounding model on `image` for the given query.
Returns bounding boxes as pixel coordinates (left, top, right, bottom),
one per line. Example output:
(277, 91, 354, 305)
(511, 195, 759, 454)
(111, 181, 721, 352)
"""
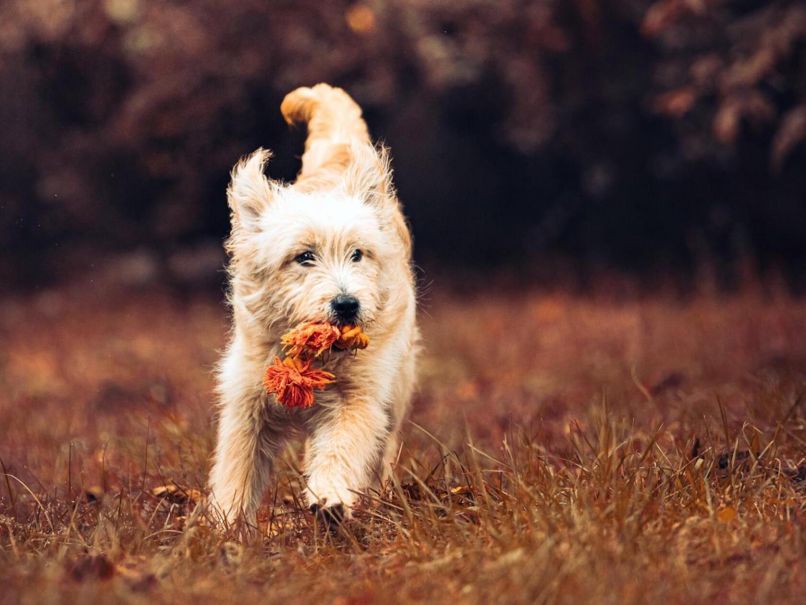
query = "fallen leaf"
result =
(151, 484, 203, 504)
(218, 541, 244, 568)
(85, 485, 104, 503)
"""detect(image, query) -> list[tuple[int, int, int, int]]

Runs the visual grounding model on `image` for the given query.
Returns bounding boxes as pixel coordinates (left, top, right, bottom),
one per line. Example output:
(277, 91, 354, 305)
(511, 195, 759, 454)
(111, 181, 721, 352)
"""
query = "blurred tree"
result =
(0, 0, 804, 288)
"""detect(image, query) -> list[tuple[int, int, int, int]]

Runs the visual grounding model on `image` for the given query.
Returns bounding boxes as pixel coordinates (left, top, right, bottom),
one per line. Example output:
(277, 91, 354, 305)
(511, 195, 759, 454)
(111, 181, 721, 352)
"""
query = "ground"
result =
(1, 279, 804, 604)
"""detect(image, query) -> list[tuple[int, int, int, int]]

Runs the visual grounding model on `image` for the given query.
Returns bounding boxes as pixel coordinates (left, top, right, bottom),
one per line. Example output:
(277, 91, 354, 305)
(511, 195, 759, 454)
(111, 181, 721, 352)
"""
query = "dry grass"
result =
(1, 281, 804, 604)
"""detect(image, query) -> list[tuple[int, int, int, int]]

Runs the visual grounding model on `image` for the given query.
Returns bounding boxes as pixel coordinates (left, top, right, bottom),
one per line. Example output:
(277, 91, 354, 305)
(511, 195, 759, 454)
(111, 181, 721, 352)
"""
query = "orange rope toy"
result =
(264, 322, 369, 408)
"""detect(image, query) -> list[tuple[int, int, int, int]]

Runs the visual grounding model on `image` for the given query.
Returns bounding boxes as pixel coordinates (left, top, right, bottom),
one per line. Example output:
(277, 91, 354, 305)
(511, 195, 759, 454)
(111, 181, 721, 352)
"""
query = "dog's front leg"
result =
(304, 399, 388, 519)
(209, 395, 286, 527)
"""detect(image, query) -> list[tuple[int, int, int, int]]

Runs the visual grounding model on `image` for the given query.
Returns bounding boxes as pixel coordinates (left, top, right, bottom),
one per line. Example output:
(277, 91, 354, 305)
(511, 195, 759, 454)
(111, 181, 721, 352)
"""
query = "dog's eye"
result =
(295, 251, 316, 266)
(351, 249, 363, 262)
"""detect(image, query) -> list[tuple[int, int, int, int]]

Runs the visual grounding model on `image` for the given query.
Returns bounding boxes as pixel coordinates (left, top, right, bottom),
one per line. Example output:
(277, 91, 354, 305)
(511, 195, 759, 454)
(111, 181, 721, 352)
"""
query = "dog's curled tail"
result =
(280, 84, 372, 188)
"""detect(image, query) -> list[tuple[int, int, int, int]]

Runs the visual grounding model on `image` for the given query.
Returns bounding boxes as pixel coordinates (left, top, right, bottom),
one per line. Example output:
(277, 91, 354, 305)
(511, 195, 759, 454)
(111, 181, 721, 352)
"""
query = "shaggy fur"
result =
(208, 84, 418, 525)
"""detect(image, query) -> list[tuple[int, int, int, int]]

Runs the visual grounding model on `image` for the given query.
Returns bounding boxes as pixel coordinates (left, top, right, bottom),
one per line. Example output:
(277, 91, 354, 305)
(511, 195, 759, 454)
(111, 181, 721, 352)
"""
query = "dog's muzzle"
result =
(330, 294, 360, 324)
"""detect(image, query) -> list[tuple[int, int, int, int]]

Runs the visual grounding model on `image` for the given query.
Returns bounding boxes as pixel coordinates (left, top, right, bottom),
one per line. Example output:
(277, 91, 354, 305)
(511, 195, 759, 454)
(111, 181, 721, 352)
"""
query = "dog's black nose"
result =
(330, 294, 360, 322)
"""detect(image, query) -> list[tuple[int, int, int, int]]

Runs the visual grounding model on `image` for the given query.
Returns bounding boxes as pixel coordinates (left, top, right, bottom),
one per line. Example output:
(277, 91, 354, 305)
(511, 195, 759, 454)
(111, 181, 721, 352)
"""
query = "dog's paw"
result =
(309, 502, 346, 528)
(304, 475, 358, 515)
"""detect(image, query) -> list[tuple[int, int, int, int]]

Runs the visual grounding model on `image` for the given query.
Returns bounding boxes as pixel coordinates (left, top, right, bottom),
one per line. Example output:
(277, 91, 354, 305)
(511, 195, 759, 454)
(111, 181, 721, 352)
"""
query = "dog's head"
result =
(225, 144, 411, 337)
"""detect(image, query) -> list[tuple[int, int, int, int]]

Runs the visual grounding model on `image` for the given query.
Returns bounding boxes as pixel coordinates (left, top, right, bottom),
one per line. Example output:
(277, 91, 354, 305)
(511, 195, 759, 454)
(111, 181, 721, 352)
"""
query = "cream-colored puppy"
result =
(209, 84, 418, 526)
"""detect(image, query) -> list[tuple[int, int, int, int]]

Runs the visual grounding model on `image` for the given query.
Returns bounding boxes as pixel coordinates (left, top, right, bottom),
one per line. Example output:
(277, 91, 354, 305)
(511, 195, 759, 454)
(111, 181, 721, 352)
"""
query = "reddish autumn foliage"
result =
(2, 1, 805, 288)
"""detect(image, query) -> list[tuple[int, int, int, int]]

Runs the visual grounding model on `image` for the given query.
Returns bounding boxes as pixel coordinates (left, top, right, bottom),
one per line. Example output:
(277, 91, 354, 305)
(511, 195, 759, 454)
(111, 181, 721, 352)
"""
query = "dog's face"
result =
(256, 190, 389, 328)
(225, 148, 410, 335)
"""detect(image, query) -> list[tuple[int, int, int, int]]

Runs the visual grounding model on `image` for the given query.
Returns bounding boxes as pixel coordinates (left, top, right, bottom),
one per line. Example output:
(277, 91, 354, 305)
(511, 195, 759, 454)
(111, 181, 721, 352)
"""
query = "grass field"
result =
(1, 280, 804, 604)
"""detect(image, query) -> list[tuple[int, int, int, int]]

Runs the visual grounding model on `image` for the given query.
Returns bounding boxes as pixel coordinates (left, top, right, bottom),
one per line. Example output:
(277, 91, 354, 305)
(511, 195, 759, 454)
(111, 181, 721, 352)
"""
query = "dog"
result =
(208, 84, 418, 526)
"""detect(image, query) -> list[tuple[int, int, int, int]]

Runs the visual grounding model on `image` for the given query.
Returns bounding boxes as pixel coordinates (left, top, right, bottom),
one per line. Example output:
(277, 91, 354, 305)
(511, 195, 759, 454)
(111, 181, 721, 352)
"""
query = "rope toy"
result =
(264, 322, 369, 408)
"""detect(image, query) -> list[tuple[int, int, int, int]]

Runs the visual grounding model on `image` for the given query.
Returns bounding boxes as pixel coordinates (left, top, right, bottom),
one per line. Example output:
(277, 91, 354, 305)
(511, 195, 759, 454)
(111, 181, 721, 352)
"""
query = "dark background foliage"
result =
(2, 0, 805, 290)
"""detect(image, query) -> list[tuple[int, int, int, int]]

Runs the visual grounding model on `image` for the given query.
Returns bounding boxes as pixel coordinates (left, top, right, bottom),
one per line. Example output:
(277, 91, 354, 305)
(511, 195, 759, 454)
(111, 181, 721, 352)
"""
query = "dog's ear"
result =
(227, 148, 275, 228)
(345, 143, 412, 253)
(343, 142, 394, 208)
